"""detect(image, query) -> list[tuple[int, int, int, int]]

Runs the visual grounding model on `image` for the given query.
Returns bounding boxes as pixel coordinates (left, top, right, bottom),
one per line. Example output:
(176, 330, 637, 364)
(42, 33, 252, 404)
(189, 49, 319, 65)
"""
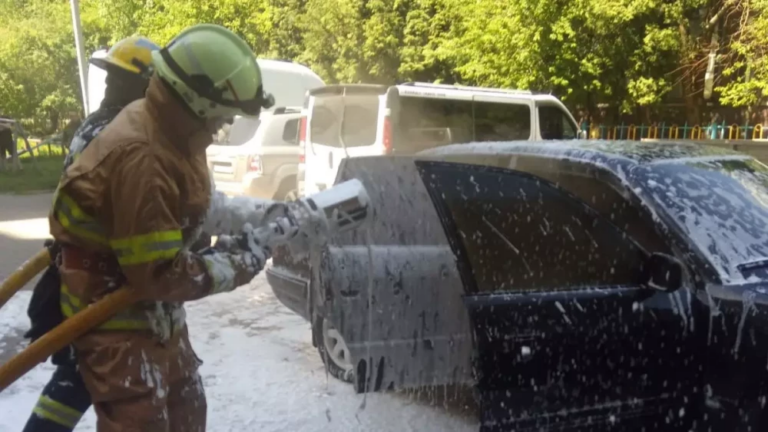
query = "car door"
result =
(416, 160, 698, 431)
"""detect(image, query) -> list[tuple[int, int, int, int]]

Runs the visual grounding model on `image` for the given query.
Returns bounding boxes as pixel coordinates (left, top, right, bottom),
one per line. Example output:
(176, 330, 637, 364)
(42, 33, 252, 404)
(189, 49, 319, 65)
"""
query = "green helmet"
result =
(152, 24, 274, 119)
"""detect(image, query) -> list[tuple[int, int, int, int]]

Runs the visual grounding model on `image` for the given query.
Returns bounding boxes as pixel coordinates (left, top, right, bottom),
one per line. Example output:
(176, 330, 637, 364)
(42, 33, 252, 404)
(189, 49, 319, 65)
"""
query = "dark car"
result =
(268, 139, 768, 430)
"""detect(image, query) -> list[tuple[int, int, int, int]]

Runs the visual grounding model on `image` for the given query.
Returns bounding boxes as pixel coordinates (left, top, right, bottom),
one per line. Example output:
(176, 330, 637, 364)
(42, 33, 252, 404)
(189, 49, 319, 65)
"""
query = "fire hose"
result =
(0, 179, 370, 392)
(0, 248, 51, 311)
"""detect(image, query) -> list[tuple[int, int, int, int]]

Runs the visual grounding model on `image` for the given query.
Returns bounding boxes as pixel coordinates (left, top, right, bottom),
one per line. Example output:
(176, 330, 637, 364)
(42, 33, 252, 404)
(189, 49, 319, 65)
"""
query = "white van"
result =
(86, 51, 324, 117)
(300, 82, 582, 196)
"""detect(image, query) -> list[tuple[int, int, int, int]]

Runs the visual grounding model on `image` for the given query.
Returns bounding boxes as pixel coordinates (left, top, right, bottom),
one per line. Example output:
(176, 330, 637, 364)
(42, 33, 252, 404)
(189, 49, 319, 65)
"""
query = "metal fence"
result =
(582, 122, 768, 141)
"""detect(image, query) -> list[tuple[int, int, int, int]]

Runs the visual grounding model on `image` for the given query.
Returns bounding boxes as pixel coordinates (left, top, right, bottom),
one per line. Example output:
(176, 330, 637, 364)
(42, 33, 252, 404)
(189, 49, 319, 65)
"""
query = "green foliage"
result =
(716, 0, 768, 108)
(2, 0, 768, 129)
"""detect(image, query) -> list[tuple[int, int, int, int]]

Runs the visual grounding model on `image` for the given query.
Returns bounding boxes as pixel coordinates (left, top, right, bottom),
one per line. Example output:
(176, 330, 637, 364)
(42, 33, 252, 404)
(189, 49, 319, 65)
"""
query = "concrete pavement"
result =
(0, 193, 53, 284)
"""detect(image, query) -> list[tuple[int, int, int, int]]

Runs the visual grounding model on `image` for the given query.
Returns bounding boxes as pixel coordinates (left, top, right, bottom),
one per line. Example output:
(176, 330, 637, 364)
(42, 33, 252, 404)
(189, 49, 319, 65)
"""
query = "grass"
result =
(0, 154, 63, 194)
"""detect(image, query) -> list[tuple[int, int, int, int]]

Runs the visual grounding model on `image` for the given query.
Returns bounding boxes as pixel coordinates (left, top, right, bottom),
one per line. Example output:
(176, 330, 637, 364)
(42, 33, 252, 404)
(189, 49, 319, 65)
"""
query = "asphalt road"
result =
(0, 193, 53, 285)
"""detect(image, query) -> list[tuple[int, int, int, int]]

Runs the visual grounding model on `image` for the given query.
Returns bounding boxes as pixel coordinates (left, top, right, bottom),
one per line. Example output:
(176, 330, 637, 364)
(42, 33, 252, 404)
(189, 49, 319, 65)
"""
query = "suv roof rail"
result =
(272, 106, 303, 115)
(400, 82, 533, 96)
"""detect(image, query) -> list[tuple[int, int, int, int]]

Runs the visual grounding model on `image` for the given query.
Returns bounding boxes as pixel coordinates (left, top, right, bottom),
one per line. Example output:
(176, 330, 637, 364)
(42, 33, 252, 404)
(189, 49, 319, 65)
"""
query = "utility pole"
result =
(70, 0, 89, 117)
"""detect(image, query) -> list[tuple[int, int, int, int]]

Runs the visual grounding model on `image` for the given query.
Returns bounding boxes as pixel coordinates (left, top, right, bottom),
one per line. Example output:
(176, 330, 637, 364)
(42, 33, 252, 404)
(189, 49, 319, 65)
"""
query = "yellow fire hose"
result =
(0, 286, 141, 392)
(0, 248, 50, 310)
(0, 247, 142, 393)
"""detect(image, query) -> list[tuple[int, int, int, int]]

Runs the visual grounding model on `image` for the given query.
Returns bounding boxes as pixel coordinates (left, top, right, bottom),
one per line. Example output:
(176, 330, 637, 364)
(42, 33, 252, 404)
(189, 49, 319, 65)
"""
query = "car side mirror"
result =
(644, 253, 683, 292)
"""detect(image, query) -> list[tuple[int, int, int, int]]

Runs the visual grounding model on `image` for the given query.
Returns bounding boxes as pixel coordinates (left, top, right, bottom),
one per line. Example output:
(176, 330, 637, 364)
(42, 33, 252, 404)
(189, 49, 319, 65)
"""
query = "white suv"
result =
(300, 82, 582, 196)
(207, 108, 302, 200)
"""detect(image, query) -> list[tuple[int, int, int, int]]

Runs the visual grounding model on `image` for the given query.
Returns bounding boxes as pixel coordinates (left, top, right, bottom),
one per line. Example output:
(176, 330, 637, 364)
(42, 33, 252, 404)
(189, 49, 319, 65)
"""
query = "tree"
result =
(0, 0, 109, 134)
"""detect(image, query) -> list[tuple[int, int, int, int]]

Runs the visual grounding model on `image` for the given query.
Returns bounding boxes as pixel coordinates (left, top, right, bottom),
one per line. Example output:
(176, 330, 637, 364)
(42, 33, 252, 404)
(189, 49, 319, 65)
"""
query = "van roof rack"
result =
(400, 82, 533, 96)
(310, 84, 388, 96)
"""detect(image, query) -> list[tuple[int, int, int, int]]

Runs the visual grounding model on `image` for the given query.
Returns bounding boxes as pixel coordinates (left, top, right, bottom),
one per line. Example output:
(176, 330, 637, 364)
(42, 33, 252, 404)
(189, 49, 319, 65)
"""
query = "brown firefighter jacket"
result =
(49, 75, 255, 340)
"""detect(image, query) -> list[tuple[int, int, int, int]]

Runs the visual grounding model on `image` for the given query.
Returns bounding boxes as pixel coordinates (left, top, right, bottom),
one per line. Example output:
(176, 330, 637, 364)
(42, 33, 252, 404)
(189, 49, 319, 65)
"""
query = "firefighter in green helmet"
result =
(48, 24, 274, 431)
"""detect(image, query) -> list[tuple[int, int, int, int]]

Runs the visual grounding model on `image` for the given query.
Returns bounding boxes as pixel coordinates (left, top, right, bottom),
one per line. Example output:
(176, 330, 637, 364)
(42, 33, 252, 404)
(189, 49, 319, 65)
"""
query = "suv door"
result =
(416, 160, 697, 431)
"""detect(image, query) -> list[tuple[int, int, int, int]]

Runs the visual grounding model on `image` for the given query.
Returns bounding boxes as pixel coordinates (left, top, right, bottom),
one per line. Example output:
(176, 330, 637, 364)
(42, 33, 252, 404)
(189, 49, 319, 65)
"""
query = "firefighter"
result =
(43, 25, 274, 431)
(23, 36, 162, 432)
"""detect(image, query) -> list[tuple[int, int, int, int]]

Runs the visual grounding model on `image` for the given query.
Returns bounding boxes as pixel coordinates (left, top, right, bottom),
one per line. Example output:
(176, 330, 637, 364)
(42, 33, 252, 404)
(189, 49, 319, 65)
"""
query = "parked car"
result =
(207, 108, 303, 200)
(298, 82, 583, 197)
(269, 139, 768, 430)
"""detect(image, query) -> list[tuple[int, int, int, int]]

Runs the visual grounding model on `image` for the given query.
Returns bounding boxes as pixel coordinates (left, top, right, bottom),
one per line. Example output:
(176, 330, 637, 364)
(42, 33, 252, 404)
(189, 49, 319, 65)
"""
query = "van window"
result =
(474, 102, 531, 141)
(399, 98, 473, 150)
(310, 94, 379, 148)
(538, 105, 578, 140)
(310, 96, 343, 147)
(341, 96, 379, 147)
(398, 97, 531, 151)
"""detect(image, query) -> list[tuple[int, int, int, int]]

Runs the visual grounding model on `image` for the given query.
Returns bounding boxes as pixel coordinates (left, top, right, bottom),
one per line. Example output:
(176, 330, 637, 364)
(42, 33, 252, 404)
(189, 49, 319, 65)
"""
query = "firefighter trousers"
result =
(23, 363, 91, 432)
(75, 327, 207, 432)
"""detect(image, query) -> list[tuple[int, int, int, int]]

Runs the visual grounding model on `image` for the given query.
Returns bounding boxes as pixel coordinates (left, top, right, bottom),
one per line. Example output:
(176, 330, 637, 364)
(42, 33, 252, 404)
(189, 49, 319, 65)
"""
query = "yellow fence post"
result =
(754, 124, 763, 140)
(670, 125, 679, 139)
(628, 125, 636, 140)
(691, 125, 701, 140)
(648, 125, 658, 139)
(728, 124, 740, 140)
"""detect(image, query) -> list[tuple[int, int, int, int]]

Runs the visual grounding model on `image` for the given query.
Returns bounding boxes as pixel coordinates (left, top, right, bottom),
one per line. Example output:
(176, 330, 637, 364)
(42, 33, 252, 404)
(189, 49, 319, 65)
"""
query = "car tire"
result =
(314, 316, 354, 383)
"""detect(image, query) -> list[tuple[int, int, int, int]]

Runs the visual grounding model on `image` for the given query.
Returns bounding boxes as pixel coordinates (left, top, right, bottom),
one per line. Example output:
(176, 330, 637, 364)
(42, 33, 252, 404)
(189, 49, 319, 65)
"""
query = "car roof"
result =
(420, 140, 750, 167)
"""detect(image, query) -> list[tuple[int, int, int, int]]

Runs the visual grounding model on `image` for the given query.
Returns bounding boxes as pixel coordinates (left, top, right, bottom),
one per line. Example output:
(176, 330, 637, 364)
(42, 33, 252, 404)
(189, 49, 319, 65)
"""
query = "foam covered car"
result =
(268, 140, 768, 430)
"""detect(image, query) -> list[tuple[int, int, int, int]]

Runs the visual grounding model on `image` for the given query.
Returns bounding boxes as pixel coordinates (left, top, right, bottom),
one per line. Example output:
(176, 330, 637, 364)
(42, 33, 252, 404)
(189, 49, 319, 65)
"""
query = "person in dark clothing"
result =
(22, 36, 160, 432)
(0, 116, 18, 170)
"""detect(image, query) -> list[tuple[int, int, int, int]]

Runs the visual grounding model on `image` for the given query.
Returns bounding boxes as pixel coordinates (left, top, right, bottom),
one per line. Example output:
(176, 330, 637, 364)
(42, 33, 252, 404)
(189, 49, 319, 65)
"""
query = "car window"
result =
(418, 161, 647, 294)
(512, 157, 672, 256)
(282, 118, 299, 145)
(538, 105, 578, 140)
(640, 158, 768, 283)
(341, 95, 379, 148)
(473, 102, 531, 141)
(224, 117, 260, 146)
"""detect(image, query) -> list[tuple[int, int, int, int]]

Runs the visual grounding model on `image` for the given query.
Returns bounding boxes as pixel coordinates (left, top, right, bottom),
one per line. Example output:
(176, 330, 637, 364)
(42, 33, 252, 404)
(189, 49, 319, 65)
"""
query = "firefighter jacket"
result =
(49, 75, 260, 341)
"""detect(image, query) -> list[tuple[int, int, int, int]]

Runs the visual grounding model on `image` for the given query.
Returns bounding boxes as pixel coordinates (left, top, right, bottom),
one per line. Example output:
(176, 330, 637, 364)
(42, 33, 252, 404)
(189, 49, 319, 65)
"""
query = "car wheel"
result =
(315, 316, 354, 383)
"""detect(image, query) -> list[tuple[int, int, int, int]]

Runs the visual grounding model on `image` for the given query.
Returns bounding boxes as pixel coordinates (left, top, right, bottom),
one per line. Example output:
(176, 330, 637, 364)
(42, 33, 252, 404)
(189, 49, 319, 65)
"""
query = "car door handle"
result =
(328, 152, 333, 168)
